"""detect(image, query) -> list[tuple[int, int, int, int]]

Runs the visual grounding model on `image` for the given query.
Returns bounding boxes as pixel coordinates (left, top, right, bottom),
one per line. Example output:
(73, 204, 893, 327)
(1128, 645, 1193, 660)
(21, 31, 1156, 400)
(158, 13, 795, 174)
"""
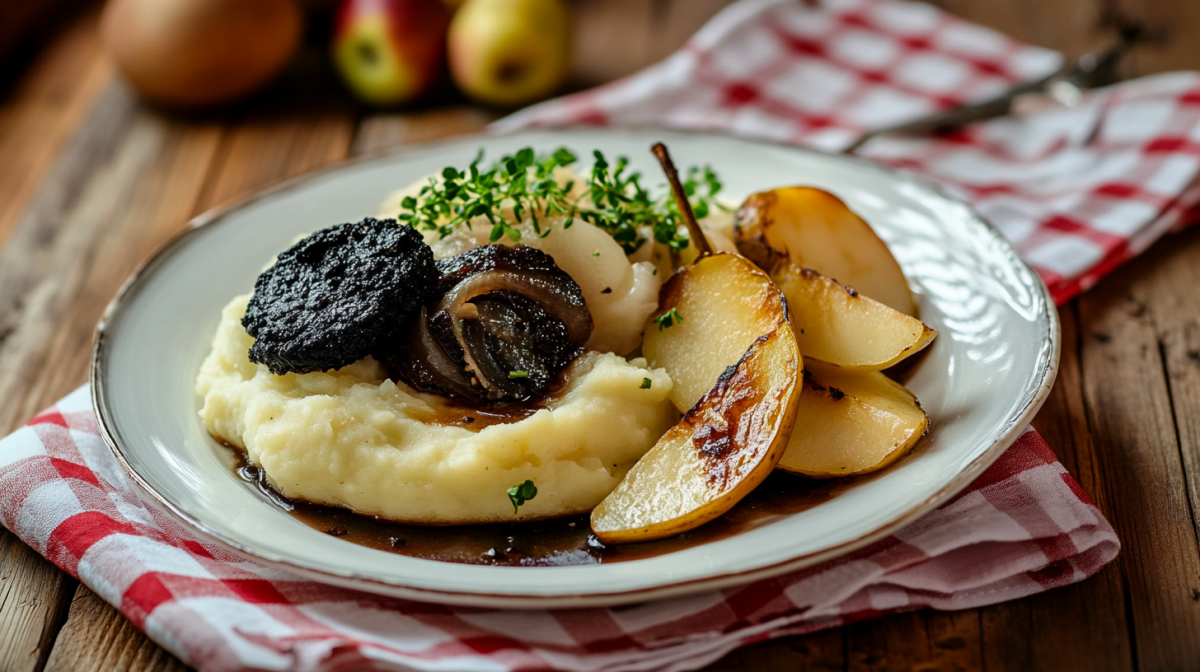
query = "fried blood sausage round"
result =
(243, 218, 436, 375)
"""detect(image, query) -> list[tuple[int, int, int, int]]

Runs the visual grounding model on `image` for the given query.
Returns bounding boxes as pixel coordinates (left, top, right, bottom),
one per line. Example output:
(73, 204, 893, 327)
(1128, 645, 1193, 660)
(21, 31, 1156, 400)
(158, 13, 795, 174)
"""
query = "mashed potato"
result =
(196, 295, 679, 523)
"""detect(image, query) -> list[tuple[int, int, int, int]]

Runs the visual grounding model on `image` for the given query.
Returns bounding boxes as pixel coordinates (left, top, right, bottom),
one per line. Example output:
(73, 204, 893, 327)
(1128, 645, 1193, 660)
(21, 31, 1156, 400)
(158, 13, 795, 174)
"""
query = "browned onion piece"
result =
(383, 245, 592, 403)
(383, 306, 480, 399)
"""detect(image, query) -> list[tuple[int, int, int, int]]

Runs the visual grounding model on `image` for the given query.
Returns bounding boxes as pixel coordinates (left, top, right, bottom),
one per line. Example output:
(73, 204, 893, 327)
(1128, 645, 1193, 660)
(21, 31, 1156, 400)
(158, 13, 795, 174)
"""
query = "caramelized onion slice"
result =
(460, 292, 580, 400)
(434, 245, 592, 345)
(383, 307, 481, 400)
(387, 245, 593, 403)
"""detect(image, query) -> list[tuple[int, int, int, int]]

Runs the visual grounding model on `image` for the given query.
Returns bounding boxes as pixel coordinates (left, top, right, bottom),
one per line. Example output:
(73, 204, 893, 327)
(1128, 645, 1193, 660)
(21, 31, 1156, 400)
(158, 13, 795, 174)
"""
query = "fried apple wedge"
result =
(591, 325, 801, 543)
(733, 186, 917, 316)
(773, 264, 935, 371)
(778, 361, 927, 477)
(642, 253, 790, 413)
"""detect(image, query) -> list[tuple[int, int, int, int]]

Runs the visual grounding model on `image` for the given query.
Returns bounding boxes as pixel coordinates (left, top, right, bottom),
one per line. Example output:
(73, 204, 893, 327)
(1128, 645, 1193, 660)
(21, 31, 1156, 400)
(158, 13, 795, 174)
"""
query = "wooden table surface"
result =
(1, 1, 1199, 670)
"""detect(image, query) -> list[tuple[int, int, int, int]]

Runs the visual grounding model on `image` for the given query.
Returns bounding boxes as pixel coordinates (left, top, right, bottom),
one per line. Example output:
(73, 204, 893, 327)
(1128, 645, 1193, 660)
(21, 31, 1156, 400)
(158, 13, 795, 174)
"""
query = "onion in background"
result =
(101, 0, 303, 107)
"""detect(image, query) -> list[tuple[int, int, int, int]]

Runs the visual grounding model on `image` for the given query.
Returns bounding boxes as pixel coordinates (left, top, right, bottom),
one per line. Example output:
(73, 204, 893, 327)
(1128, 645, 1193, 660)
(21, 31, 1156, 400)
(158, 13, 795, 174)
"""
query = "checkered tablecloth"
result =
(1, 388, 1116, 672)
(0, 0, 1152, 670)
(498, 0, 1200, 303)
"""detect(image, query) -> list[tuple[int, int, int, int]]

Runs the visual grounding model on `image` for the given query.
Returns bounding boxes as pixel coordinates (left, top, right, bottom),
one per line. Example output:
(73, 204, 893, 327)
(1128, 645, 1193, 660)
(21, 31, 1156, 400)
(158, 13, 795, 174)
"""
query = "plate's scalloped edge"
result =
(91, 126, 1061, 609)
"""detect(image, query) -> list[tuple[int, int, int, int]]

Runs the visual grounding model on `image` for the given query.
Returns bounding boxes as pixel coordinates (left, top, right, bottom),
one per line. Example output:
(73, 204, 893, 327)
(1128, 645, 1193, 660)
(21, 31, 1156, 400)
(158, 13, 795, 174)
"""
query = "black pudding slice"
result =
(242, 218, 437, 375)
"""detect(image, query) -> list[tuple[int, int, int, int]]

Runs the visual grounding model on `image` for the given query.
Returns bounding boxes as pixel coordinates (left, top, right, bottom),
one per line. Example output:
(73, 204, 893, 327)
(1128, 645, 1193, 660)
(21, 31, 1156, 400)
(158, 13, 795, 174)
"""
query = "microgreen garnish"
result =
(508, 479, 538, 513)
(640, 377, 653, 389)
(508, 370, 528, 379)
(654, 307, 683, 330)
(394, 147, 725, 255)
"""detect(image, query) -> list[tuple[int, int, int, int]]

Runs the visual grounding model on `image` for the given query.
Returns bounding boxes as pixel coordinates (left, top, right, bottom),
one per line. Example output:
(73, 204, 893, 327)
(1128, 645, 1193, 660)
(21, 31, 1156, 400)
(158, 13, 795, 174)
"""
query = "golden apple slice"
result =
(642, 253, 788, 413)
(733, 186, 917, 316)
(778, 361, 927, 477)
(773, 264, 935, 371)
(591, 325, 801, 543)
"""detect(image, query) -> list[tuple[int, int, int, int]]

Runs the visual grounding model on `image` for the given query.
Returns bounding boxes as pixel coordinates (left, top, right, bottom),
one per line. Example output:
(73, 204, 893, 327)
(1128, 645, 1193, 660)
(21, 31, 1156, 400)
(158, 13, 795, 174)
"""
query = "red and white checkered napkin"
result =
(497, 0, 1200, 304)
(1, 388, 1117, 672)
(0, 1, 1143, 670)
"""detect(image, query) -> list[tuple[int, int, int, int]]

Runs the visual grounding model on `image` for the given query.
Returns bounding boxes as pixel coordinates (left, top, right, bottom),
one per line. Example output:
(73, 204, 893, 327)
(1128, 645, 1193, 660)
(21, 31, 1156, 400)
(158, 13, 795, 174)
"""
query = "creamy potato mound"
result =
(196, 295, 679, 523)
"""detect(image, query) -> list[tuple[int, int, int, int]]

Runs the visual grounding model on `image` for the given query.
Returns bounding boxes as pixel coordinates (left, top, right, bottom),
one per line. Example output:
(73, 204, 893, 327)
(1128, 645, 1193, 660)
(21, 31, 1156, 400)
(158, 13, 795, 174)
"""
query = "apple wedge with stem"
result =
(778, 361, 927, 478)
(642, 252, 796, 414)
(590, 144, 802, 544)
(733, 186, 918, 316)
(773, 264, 936, 371)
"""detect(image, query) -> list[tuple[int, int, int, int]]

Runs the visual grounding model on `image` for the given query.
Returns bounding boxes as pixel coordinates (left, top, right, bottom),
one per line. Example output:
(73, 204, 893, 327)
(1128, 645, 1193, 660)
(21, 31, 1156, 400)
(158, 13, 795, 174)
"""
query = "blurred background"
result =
(1, 0, 1176, 117)
(0, 0, 746, 116)
(0, 0, 1183, 233)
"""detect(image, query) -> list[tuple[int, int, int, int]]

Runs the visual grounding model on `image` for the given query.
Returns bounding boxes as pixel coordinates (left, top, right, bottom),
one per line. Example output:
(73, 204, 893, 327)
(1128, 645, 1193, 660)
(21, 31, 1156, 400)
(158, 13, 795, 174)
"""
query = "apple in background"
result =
(332, 0, 450, 106)
(102, 0, 303, 107)
(448, 0, 571, 107)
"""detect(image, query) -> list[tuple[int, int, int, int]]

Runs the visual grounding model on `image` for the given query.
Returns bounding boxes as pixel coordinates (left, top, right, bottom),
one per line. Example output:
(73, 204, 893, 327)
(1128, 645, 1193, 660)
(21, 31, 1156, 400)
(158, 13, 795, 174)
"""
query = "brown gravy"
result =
(228, 450, 856, 567)
(398, 353, 594, 432)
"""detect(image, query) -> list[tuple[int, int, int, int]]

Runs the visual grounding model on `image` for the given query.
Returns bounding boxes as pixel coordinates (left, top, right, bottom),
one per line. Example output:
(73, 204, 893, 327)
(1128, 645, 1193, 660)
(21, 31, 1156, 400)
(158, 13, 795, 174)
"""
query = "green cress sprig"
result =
(395, 147, 726, 255)
(507, 479, 538, 514)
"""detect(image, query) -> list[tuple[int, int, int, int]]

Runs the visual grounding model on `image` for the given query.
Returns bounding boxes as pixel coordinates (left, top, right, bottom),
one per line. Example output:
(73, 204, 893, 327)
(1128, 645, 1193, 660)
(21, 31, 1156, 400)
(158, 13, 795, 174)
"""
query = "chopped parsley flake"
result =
(395, 147, 726, 255)
(654, 307, 683, 330)
(507, 479, 538, 513)
(508, 370, 528, 378)
(640, 377, 652, 389)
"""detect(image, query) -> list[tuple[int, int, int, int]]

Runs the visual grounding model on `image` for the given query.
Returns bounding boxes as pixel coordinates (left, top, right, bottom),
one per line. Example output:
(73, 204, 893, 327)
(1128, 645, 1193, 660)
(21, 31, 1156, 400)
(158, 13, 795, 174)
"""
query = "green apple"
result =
(333, 0, 450, 106)
(448, 0, 571, 107)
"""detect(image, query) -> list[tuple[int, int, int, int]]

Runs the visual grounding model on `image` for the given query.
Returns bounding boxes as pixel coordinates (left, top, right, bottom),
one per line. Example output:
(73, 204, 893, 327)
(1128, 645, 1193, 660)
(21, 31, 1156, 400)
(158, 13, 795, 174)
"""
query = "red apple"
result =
(332, 0, 450, 106)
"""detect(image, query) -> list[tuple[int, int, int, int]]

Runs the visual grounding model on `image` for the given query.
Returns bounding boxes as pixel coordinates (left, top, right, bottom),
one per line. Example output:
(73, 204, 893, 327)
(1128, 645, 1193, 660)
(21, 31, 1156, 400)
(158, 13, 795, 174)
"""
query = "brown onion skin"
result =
(384, 245, 592, 404)
(102, 0, 303, 107)
(432, 244, 592, 344)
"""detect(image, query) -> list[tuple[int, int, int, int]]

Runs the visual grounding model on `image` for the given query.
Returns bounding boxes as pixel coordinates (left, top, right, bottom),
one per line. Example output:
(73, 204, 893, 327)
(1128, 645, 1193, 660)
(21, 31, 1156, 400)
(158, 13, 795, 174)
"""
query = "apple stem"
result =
(651, 142, 712, 260)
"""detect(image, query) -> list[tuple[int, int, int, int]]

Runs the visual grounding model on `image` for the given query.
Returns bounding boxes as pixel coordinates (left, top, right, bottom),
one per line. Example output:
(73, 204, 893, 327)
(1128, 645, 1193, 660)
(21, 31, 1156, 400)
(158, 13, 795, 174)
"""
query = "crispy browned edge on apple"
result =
(591, 250, 801, 544)
(591, 323, 801, 544)
(734, 185, 918, 316)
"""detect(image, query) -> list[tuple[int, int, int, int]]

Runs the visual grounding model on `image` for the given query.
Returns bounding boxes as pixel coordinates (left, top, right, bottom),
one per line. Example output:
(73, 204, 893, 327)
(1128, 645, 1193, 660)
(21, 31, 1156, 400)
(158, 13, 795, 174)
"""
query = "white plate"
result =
(92, 128, 1059, 609)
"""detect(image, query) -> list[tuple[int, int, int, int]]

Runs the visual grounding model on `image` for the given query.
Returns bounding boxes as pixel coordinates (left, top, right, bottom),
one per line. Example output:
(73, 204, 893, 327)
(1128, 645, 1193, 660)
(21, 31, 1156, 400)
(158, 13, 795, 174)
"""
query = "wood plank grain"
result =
(1133, 225, 1200, 658)
(194, 59, 356, 212)
(1076, 233, 1200, 669)
(1107, 0, 1200, 76)
(707, 627, 845, 672)
(0, 80, 222, 672)
(34, 61, 360, 672)
(0, 6, 111, 248)
(1148, 228, 1200, 567)
(353, 107, 496, 155)
(42, 586, 186, 672)
(0, 82, 223, 435)
(842, 610, 982, 672)
(0, 531, 75, 672)
(568, 0, 657, 88)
